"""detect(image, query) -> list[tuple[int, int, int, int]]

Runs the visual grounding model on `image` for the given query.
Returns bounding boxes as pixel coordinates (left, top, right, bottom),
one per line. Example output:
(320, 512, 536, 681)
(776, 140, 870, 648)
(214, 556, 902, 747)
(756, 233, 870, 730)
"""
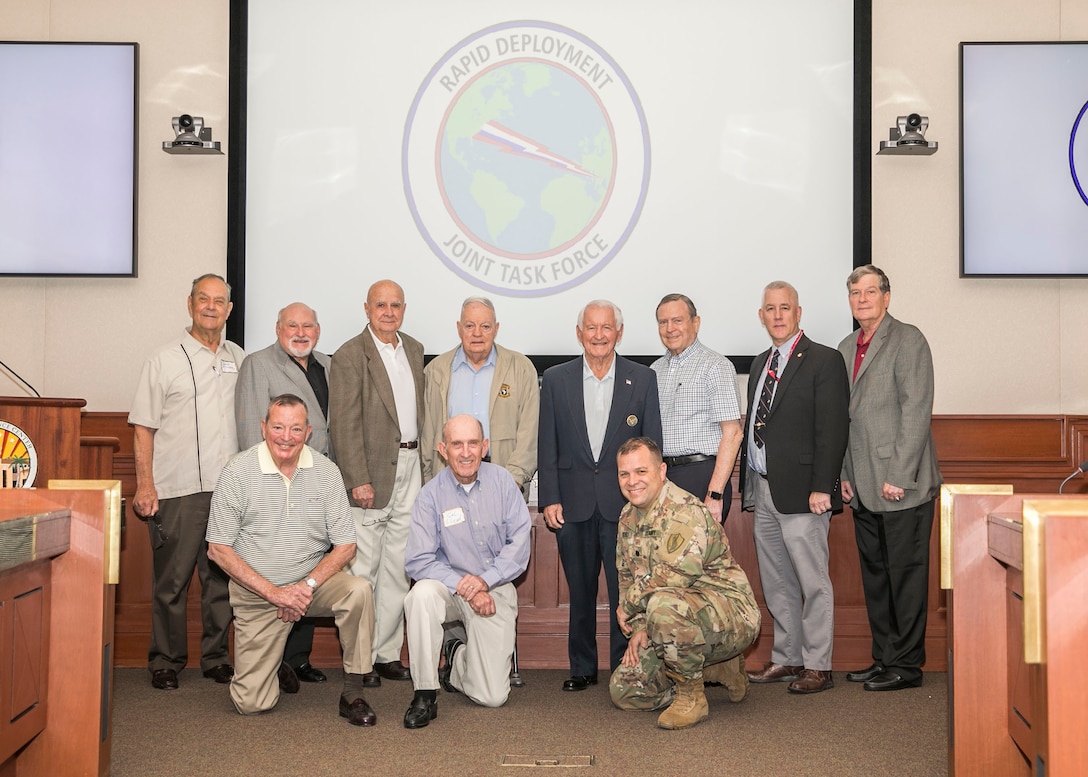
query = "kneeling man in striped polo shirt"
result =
(207, 393, 378, 726)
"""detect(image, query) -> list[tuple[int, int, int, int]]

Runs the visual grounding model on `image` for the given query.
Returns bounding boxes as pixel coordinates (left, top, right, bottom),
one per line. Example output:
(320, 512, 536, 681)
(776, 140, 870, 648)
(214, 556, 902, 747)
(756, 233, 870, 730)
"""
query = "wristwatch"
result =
(304, 577, 317, 590)
(707, 490, 724, 501)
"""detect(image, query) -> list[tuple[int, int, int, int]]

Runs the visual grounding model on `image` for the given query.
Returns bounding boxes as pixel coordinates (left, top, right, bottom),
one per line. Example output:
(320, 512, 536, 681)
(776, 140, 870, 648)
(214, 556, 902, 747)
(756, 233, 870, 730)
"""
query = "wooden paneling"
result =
(84, 412, 1088, 672)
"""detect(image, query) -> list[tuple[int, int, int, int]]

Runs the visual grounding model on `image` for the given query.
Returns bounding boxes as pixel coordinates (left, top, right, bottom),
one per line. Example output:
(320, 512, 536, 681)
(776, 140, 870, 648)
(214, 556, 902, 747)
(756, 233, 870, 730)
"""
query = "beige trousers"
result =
(348, 447, 420, 663)
(228, 572, 374, 715)
(404, 579, 517, 707)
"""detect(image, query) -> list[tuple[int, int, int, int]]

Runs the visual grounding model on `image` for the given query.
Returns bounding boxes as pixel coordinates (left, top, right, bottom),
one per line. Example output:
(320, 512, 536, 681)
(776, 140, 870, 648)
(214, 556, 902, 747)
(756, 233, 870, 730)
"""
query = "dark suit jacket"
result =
(538, 355, 663, 523)
(329, 327, 425, 508)
(740, 334, 850, 515)
(235, 343, 333, 458)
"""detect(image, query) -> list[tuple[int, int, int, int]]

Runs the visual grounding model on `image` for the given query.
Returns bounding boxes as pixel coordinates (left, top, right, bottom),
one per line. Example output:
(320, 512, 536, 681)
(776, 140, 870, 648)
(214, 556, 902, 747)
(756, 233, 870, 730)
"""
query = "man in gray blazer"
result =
(330, 279, 425, 688)
(235, 301, 332, 690)
(837, 265, 942, 692)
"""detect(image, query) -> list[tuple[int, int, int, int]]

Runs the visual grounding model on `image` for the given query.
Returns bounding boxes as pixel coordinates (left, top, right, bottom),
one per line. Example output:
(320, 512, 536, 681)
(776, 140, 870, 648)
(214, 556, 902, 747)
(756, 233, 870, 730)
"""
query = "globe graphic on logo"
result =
(438, 61, 615, 258)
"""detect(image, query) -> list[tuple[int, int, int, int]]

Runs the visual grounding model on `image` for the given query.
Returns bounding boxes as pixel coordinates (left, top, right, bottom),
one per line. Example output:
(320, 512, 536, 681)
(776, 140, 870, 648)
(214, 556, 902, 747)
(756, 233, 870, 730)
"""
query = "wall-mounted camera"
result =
(878, 113, 937, 155)
(163, 113, 222, 154)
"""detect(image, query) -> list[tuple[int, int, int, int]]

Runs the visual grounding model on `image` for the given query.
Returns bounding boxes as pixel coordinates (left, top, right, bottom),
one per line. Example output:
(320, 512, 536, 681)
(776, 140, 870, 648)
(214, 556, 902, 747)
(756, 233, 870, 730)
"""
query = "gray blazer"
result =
(235, 343, 333, 458)
(329, 327, 425, 508)
(837, 313, 941, 512)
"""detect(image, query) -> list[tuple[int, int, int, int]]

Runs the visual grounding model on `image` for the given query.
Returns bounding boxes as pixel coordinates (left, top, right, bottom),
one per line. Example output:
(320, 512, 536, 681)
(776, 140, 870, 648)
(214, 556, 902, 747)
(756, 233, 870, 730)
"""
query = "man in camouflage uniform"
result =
(610, 436, 761, 729)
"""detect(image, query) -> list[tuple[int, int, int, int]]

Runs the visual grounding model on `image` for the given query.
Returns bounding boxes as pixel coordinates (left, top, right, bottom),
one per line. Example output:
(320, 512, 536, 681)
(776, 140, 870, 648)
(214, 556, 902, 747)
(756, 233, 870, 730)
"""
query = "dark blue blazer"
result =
(538, 355, 663, 523)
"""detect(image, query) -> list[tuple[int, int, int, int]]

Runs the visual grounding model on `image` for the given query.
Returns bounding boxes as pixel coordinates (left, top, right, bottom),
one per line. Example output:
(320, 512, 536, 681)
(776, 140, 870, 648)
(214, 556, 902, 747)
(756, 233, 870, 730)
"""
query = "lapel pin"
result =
(626, 414, 638, 427)
(499, 384, 511, 397)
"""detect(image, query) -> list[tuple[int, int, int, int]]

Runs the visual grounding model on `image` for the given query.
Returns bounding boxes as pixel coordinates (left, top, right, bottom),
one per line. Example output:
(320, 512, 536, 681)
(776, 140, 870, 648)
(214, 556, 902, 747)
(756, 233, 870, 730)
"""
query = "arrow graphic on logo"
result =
(473, 121, 596, 178)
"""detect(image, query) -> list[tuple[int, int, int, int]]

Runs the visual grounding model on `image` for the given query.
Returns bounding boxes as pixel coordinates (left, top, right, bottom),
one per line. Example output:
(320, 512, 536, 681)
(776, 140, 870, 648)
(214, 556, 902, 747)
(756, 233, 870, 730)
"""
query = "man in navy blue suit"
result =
(538, 300, 663, 692)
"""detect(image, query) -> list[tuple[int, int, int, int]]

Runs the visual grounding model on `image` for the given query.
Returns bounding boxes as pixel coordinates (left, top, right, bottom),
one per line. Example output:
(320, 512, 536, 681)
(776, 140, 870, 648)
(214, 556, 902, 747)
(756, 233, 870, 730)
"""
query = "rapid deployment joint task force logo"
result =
(403, 21, 650, 297)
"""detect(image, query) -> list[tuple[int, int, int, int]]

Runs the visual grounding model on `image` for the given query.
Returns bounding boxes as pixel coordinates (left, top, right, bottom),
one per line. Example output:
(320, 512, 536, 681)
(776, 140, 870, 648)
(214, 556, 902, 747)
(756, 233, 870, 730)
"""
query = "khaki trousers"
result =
(228, 572, 374, 715)
(404, 579, 517, 708)
(348, 447, 420, 663)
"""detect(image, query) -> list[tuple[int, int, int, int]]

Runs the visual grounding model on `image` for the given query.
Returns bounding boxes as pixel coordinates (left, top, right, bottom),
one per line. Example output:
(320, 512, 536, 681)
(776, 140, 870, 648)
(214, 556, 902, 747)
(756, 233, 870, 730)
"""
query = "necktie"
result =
(754, 350, 779, 449)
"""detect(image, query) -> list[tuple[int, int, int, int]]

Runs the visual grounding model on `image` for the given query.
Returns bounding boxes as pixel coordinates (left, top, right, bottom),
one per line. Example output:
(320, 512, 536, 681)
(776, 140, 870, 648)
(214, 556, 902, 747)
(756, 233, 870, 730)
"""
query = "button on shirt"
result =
(448, 345, 496, 440)
(404, 462, 531, 593)
(368, 326, 418, 442)
(652, 339, 741, 457)
(583, 356, 616, 463)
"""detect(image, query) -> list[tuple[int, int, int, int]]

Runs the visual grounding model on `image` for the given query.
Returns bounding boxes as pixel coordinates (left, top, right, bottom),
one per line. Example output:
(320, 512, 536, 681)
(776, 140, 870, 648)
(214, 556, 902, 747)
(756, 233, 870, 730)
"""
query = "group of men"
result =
(129, 264, 940, 732)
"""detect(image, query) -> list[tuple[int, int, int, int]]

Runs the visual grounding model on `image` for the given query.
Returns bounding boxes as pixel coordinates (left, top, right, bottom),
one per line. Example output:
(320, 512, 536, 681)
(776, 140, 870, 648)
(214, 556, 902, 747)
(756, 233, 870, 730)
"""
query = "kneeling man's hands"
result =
(269, 581, 313, 622)
(622, 630, 648, 667)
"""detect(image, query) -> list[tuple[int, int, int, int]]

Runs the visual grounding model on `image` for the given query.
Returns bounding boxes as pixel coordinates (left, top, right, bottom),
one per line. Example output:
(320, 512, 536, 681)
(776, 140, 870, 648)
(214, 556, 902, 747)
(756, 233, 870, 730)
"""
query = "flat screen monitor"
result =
(0, 41, 138, 278)
(233, 2, 864, 361)
(961, 41, 1088, 277)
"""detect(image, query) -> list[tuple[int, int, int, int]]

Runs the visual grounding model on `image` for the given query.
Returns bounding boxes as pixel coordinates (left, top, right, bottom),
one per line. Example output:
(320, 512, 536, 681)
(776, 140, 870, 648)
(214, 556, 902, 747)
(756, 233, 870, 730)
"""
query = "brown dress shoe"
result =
(746, 662, 803, 684)
(373, 660, 411, 681)
(362, 671, 381, 688)
(339, 696, 377, 727)
(788, 669, 834, 694)
(151, 669, 178, 690)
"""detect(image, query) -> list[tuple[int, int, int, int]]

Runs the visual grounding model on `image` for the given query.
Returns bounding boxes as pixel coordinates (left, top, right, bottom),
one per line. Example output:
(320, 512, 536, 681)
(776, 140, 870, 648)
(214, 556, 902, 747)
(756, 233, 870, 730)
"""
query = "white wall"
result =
(1, 0, 230, 411)
(871, 0, 1088, 413)
(3, 0, 1087, 414)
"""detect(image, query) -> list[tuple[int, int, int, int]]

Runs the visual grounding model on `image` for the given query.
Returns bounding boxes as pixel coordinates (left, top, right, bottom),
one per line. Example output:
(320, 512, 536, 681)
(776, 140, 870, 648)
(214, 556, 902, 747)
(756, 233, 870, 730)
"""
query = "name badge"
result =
(442, 507, 466, 527)
(220, 360, 238, 374)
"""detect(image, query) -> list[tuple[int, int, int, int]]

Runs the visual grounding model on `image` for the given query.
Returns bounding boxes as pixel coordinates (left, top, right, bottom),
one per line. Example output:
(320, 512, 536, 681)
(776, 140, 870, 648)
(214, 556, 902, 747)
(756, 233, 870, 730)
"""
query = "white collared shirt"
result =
(367, 325, 418, 441)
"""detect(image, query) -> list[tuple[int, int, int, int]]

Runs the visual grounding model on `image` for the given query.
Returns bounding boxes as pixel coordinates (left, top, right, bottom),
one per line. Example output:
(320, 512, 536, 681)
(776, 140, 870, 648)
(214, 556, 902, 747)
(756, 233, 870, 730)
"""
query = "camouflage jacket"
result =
(616, 480, 754, 630)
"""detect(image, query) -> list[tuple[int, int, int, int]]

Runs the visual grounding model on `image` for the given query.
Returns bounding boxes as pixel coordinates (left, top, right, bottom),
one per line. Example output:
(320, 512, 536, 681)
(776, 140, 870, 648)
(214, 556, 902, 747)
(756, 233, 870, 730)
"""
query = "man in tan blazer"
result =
(330, 279, 425, 687)
(837, 265, 942, 692)
(420, 296, 539, 494)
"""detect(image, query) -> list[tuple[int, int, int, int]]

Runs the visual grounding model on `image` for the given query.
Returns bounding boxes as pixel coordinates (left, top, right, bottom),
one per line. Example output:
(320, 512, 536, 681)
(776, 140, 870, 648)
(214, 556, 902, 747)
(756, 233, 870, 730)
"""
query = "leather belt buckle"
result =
(399, 441, 419, 449)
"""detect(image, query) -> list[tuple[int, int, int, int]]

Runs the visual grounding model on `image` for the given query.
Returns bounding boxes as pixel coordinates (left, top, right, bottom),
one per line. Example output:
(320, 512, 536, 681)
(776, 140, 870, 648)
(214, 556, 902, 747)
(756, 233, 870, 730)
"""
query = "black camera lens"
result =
(178, 114, 194, 129)
(906, 113, 922, 129)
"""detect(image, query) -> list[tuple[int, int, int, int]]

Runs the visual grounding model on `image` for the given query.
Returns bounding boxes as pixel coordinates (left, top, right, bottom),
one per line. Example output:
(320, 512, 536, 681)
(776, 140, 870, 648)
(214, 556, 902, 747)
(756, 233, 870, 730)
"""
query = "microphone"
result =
(1057, 461, 1088, 494)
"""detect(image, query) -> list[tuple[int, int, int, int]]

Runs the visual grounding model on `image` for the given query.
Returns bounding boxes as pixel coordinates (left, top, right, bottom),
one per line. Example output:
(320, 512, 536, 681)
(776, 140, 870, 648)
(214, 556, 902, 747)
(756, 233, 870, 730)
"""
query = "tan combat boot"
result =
(657, 672, 709, 730)
(703, 653, 749, 703)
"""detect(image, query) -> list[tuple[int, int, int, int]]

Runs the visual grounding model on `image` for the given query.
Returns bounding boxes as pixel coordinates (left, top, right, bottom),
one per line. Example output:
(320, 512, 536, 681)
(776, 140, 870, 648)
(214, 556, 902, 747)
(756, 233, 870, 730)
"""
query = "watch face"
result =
(1, 420, 37, 489)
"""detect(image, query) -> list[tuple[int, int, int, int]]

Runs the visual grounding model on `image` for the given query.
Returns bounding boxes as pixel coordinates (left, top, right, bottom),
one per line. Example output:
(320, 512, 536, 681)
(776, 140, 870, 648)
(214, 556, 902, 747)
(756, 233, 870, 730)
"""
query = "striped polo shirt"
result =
(207, 442, 355, 586)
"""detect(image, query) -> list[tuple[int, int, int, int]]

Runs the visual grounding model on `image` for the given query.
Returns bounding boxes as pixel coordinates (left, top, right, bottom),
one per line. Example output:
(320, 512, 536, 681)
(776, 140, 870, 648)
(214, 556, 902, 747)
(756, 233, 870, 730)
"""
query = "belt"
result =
(399, 441, 419, 449)
(663, 453, 715, 467)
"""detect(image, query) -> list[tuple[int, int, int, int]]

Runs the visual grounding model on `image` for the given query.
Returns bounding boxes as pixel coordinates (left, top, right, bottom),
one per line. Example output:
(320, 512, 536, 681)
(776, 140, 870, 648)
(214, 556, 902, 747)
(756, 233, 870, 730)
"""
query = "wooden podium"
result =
(0, 397, 119, 777)
(942, 485, 1088, 777)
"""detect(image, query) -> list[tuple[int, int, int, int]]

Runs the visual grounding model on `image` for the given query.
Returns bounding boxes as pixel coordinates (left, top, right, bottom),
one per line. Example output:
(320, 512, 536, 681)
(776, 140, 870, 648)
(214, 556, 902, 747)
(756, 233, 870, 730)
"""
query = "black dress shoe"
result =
(562, 674, 598, 692)
(362, 671, 381, 688)
(846, 663, 885, 683)
(339, 696, 377, 727)
(151, 669, 178, 690)
(278, 662, 300, 694)
(403, 694, 439, 729)
(373, 660, 412, 681)
(295, 663, 327, 683)
(440, 638, 464, 694)
(202, 664, 234, 684)
(863, 670, 922, 692)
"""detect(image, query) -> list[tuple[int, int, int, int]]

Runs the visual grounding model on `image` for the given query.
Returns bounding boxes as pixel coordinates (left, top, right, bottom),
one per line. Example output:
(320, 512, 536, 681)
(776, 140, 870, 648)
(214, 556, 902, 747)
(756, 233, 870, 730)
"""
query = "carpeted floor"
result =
(110, 667, 948, 777)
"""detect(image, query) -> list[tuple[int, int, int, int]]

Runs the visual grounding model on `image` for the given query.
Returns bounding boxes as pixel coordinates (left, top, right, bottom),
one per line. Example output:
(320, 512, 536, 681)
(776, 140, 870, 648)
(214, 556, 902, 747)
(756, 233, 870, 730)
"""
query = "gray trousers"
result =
(148, 492, 232, 673)
(751, 473, 834, 670)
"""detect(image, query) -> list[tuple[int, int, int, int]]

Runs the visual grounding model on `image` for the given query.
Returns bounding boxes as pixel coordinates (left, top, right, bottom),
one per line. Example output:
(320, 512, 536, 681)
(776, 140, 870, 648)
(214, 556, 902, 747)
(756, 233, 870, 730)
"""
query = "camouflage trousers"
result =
(610, 587, 760, 710)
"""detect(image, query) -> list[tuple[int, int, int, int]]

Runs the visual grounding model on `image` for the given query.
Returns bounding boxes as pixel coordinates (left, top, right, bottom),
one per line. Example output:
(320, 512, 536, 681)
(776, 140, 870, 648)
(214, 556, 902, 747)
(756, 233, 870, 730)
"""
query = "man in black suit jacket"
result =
(740, 282, 849, 695)
(538, 300, 662, 692)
